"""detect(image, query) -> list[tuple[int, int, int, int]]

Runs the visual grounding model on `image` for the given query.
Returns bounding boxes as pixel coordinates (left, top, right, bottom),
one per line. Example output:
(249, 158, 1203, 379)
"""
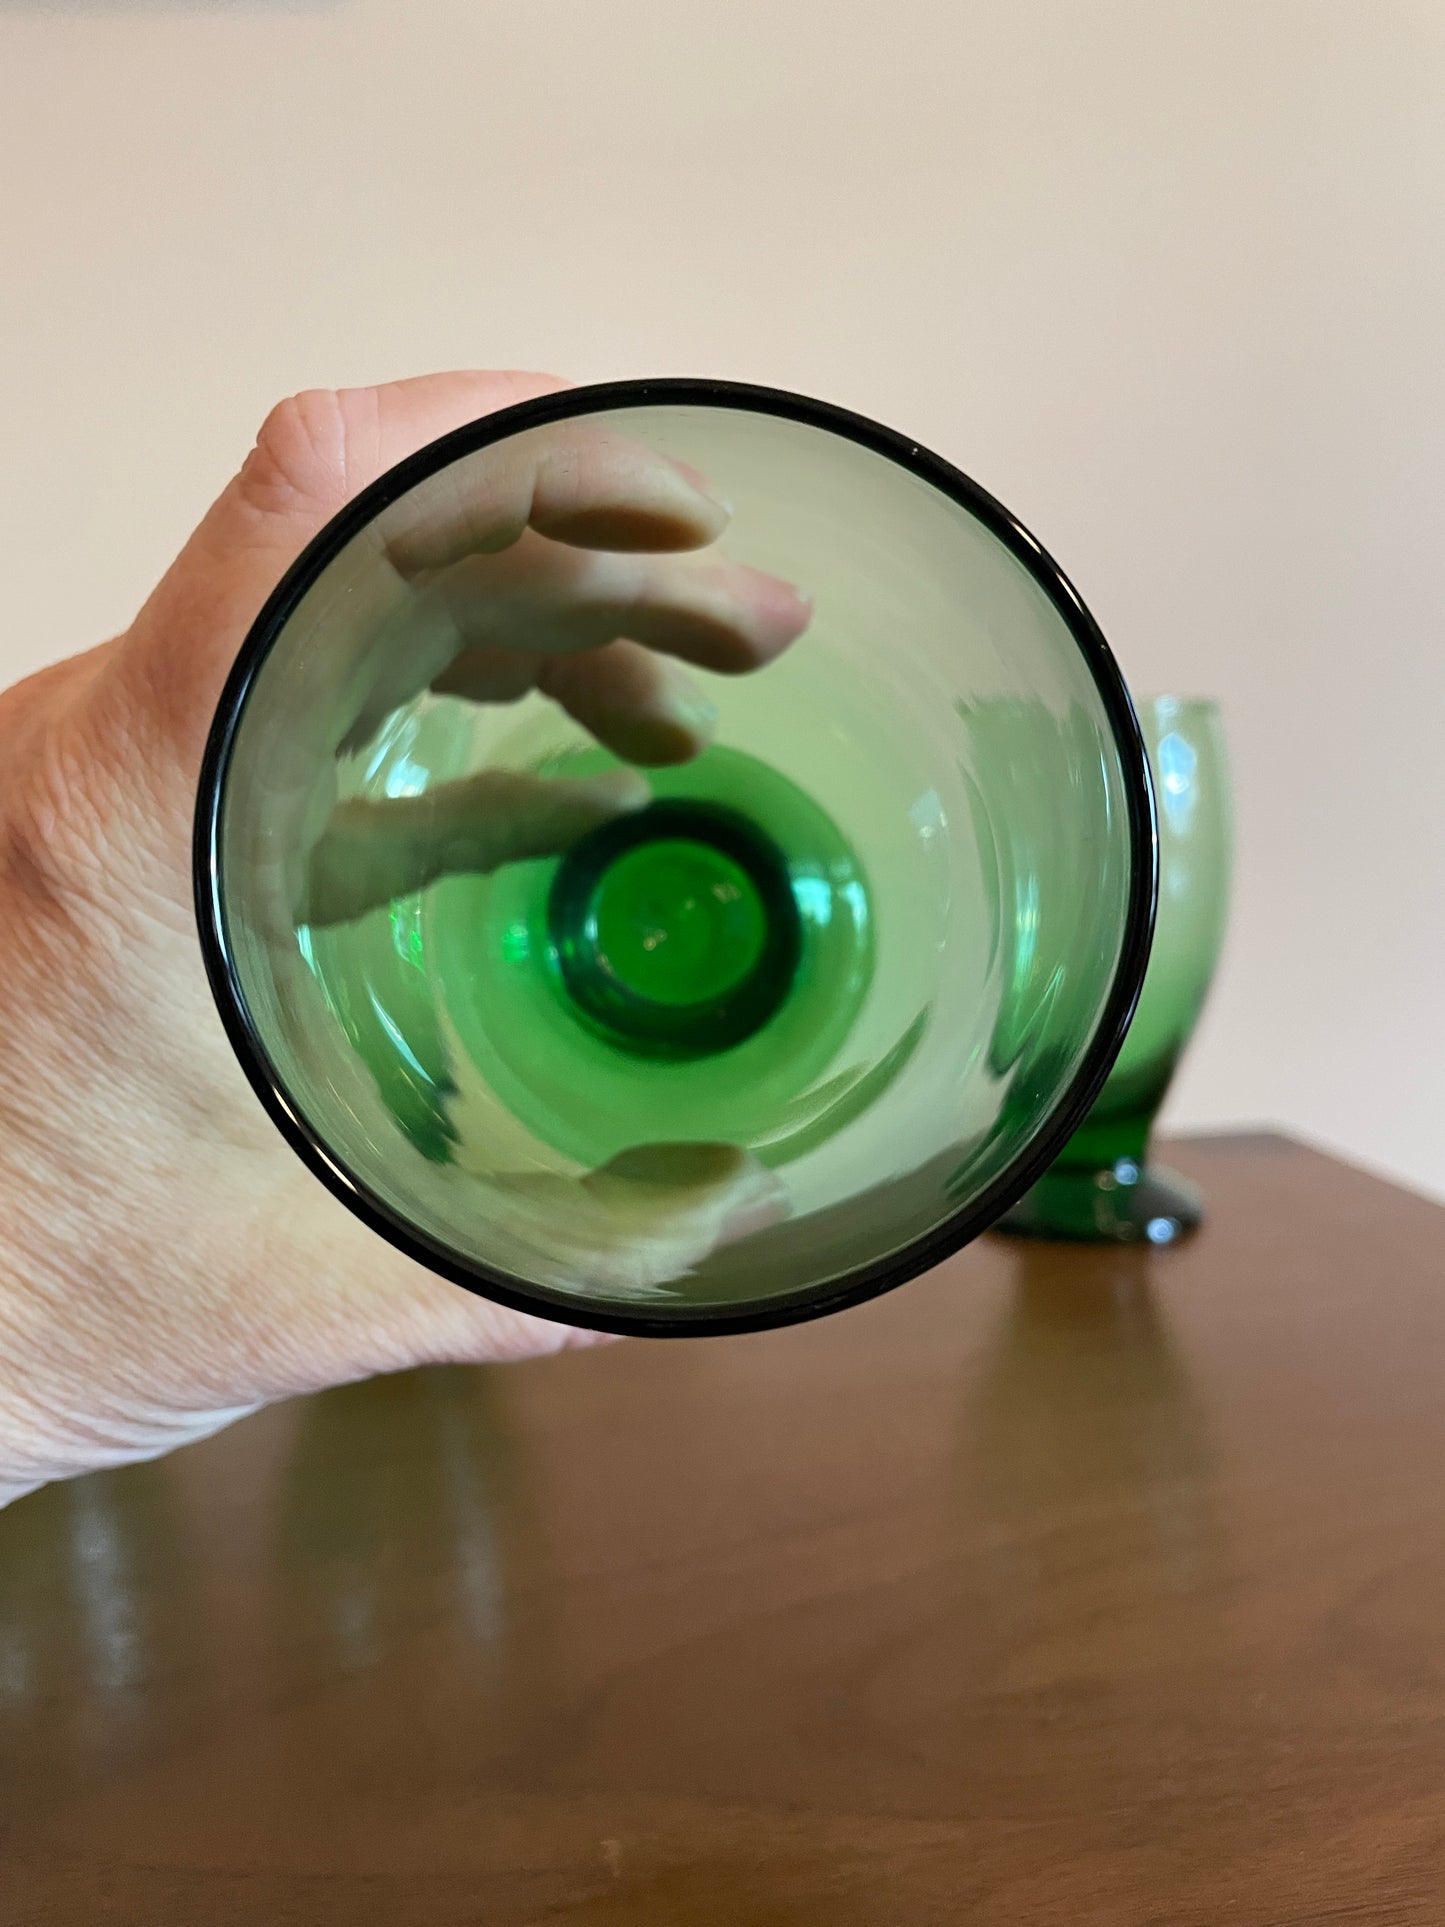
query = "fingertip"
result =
(533, 498, 730, 556)
(537, 641, 719, 768)
(570, 767, 653, 817)
(622, 687, 720, 767)
(694, 565, 816, 673)
(761, 575, 815, 649)
(533, 455, 733, 555)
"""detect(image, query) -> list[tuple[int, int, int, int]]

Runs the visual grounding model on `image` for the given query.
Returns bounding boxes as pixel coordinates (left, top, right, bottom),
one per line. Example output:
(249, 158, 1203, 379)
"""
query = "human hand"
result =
(0, 371, 810, 1506)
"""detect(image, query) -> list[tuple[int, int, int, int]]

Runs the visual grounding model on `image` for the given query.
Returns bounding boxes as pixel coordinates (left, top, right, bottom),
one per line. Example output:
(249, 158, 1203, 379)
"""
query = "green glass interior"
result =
(547, 799, 802, 1057)
(998, 697, 1231, 1244)
(210, 398, 1149, 1325)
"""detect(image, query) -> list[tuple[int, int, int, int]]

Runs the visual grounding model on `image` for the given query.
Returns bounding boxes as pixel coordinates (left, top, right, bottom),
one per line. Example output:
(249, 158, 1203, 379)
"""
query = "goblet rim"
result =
(192, 376, 1159, 1337)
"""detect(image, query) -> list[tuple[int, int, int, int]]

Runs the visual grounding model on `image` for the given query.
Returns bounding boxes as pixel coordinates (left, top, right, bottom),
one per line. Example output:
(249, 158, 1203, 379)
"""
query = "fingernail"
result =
(632, 688, 719, 768)
(577, 769, 652, 815)
(672, 460, 734, 521)
(665, 691, 719, 733)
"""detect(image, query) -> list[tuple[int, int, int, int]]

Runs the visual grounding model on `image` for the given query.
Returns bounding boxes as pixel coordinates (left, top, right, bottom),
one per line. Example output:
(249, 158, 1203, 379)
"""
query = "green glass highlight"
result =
(573, 836, 769, 1010)
(548, 800, 802, 1057)
(199, 386, 1155, 1332)
(997, 697, 1230, 1245)
(401, 742, 879, 1173)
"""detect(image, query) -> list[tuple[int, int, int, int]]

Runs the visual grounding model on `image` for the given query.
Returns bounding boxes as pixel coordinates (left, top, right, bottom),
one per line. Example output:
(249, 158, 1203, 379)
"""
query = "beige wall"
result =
(3, 0, 1443, 1196)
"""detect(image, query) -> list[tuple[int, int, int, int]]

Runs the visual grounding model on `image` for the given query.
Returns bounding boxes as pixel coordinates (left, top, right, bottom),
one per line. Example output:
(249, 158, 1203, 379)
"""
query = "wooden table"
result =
(4, 1133, 1445, 1924)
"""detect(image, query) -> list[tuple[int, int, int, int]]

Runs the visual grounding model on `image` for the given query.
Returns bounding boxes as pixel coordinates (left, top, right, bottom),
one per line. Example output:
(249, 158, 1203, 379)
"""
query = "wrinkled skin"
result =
(0, 371, 810, 1507)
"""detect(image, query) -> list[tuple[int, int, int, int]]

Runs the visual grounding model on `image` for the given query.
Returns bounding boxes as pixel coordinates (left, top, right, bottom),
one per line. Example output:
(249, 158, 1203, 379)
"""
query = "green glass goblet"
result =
(194, 380, 1158, 1334)
(996, 697, 1230, 1246)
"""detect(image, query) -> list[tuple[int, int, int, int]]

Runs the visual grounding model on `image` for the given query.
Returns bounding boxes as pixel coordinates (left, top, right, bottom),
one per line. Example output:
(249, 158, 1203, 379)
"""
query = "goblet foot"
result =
(995, 1158, 1203, 1246)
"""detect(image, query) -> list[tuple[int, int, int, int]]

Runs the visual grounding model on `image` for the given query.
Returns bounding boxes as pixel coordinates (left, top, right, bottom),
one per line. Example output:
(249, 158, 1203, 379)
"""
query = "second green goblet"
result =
(997, 697, 1231, 1246)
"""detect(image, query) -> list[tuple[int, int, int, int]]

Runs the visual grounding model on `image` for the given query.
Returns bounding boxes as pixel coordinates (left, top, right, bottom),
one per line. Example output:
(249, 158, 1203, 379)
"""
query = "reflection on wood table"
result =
(3, 1133, 1444, 1924)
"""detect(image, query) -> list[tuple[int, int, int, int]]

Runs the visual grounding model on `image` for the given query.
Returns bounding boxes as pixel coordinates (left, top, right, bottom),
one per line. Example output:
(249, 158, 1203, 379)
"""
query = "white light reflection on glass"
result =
(840, 880, 869, 928)
(364, 710, 417, 786)
(909, 788, 946, 843)
(1156, 729, 1198, 838)
(791, 876, 833, 927)
(367, 988, 431, 1082)
(1011, 871, 1040, 987)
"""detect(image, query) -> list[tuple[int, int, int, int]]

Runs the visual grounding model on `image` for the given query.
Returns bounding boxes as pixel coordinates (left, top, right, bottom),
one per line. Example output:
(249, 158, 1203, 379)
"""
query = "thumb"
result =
(273, 1142, 790, 1383)
(120, 372, 568, 768)
(469, 1142, 792, 1305)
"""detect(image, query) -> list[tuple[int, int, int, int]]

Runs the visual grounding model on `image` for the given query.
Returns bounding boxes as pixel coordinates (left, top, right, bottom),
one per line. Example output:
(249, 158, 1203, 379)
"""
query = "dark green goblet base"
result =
(995, 1157, 1203, 1247)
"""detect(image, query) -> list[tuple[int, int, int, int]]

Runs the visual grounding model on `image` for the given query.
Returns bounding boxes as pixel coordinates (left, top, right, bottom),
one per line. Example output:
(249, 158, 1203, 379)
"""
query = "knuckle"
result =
(239, 386, 351, 517)
(0, 675, 141, 946)
(1, 750, 99, 945)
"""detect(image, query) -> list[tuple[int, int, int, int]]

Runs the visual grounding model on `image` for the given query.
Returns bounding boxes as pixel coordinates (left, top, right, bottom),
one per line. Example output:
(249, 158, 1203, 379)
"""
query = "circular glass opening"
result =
(195, 381, 1155, 1335)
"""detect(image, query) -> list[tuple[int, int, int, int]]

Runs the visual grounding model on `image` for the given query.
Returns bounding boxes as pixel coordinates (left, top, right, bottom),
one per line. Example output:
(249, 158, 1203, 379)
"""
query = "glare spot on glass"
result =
(389, 900, 425, 967)
(1156, 731, 1198, 836)
(1012, 871, 1040, 984)
(364, 710, 417, 785)
(1146, 1216, 1178, 1245)
(384, 752, 429, 801)
(296, 923, 318, 974)
(501, 920, 531, 964)
(367, 988, 431, 1082)
(909, 788, 947, 842)
(792, 875, 834, 926)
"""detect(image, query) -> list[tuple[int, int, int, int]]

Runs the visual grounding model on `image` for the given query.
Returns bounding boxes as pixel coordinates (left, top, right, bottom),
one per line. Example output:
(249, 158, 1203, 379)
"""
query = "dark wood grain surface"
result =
(4, 1133, 1445, 1924)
